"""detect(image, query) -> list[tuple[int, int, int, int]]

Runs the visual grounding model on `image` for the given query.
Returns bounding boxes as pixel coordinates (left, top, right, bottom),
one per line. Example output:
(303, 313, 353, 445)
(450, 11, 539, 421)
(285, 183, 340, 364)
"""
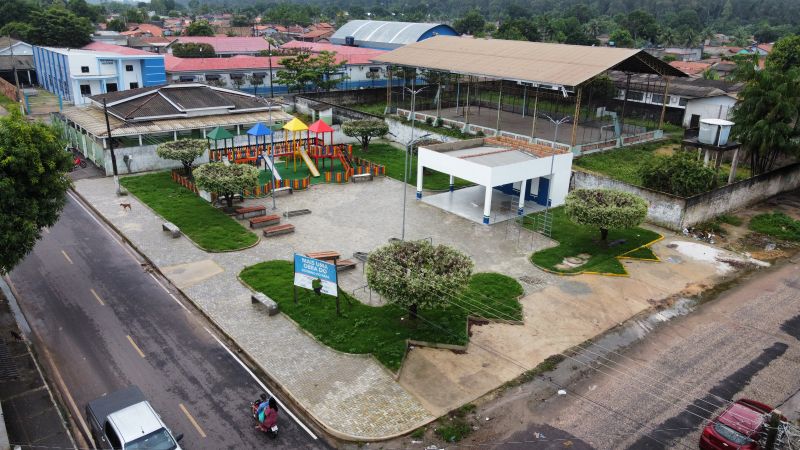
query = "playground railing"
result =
(209, 137, 324, 163)
(172, 169, 311, 202)
(351, 156, 386, 177)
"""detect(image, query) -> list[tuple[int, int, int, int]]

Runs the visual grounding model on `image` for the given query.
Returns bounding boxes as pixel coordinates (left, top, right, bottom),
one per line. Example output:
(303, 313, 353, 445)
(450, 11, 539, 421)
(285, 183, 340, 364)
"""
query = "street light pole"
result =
(401, 76, 428, 241)
(268, 101, 276, 210)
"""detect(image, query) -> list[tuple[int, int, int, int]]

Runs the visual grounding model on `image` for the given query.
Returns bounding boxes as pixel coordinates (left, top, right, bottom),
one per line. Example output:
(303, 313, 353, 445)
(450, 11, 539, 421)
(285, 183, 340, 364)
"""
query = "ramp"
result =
(264, 156, 282, 181)
(299, 149, 321, 177)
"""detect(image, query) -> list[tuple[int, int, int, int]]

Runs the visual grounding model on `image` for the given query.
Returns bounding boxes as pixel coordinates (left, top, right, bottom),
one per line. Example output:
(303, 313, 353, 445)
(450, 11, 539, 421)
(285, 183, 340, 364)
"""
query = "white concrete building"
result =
(417, 137, 573, 224)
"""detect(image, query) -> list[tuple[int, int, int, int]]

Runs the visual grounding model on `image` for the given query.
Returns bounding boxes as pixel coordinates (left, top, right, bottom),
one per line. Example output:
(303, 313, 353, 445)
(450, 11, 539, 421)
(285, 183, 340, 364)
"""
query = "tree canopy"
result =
(341, 119, 388, 152)
(275, 51, 347, 93)
(28, 7, 94, 48)
(193, 163, 259, 208)
(185, 20, 215, 36)
(0, 110, 72, 274)
(366, 240, 473, 319)
(564, 189, 648, 241)
(171, 42, 216, 58)
(156, 139, 207, 178)
(638, 151, 716, 196)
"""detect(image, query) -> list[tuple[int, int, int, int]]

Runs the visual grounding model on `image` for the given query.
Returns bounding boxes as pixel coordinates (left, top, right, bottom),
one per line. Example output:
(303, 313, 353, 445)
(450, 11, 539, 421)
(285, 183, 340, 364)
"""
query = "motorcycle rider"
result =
(257, 397, 279, 433)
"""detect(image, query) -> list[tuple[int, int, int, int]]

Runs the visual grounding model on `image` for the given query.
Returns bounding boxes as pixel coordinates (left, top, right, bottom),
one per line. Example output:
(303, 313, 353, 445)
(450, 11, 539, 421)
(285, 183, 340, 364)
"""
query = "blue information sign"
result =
(293, 254, 337, 296)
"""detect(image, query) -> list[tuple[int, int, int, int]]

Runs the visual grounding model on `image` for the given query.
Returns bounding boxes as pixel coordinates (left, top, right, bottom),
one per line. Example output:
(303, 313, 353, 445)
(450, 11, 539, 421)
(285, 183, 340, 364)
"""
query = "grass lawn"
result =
(749, 212, 800, 241)
(0, 93, 19, 113)
(525, 207, 661, 275)
(121, 172, 258, 252)
(352, 143, 473, 191)
(240, 261, 523, 371)
(350, 102, 386, 116)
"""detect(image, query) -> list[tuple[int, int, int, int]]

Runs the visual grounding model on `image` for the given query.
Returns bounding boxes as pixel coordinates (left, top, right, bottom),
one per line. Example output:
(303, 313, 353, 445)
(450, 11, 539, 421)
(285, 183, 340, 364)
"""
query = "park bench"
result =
(284, 209, 311, 218)
(251, 292, 280, 316)
(263, 223, 295, 237)
(249, 214, 280, 228)
(162, 222, 181, 238)
(305, 251, 340, 262)
(236, 205, 266, 219)
(336, 259, 357, 272)
(352, 173, 373, 182)
(272, 186, 293, 197)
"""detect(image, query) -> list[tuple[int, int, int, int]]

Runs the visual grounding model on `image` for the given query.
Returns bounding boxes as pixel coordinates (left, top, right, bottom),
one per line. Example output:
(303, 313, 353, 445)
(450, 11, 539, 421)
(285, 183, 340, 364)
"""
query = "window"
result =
(81, 66, 89, 73)
(179, 75, 195, 82)
(104, 421, 122, 450)
(678, 97, 688, 107)
(106, 83, 118, 92)
(252, 72, 266, 79)
(129, 82, 139, 89)
(125, 64, 134, 72)
(79, 84, 91, 95)
(205, 74, 220, 81)
(627, 91, 644, 101)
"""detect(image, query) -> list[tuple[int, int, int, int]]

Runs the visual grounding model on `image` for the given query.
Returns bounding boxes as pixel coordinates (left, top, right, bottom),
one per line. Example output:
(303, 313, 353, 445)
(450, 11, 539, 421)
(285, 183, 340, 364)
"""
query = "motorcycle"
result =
(251, 394, 279, 438)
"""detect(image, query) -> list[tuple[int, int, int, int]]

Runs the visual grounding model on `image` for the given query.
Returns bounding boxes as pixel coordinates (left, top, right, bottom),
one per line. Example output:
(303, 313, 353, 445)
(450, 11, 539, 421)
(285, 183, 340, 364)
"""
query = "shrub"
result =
(341, 119, 388, 152)
(156, 139, 207, 178)
(425, 116, 434, 125)
(193, 162, 259, 208)
(638, 151, 715, 197)
(435, 117, 444, 127)
(749, 212, 800, 241)
(565, 189, 648, 241)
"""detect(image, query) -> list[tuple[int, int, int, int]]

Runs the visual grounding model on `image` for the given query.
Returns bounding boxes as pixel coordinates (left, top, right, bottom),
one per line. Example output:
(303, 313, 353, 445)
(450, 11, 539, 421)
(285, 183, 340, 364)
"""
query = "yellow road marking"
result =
(61, 250, 73, 265)
(90, 288, 105, 306)
(179, 403, 207, 438)
(126, 335, 145, 358)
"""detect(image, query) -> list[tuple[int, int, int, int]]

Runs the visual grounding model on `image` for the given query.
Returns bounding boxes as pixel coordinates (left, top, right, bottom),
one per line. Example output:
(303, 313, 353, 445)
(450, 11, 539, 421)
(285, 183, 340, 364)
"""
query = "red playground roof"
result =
(308, 119, 334, 133)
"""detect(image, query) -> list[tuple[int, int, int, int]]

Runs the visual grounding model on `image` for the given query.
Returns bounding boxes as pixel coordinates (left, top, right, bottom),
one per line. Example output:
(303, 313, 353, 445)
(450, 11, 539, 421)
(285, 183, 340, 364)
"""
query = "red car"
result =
(700, 399, 775, 449)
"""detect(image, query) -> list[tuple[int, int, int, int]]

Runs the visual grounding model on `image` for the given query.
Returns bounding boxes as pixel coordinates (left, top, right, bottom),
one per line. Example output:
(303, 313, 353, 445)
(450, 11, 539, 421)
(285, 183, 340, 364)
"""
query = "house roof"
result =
(164, 54, 284, 72)
(299, 29, 333, 39)
(121, 24, 164, 37)
(128, 36, 175, 47)
(280, 41, 387, 64)
(373, 35, 686, 88)
(756, 43, 774, 53)
(82, 41, 159, 56)
(172, 37, 270, 53)
(87, 83, 274, 122)
(331, 20, 457, 49)
(669, 60, 712, 76)
(609, 71, 744, 98)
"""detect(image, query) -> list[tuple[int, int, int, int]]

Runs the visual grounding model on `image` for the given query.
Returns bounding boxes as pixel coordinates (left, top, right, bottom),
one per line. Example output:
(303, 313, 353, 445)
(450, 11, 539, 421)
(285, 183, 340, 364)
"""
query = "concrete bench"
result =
(352, 173, 374, 182)
(162, 222, 181, 238)
(236, 205, 266, 219)
(336, 259, 357, 272)
(249, 214, 280, 229)
(251, 292, 280, 316)
(284, 209, 311, 218)
(273, 187, 293, 197)
(263, 223, 295, 237)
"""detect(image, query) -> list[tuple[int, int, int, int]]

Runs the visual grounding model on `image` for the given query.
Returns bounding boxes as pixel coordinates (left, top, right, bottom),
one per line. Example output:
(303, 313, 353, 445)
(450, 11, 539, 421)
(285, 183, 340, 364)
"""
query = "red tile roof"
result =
(165, 54, 284, 72)
(299, 29, 334, 39)
(280, 41, 387, 64)
(757, 43, 774, 53)
(121, 23, 164, 37)
(669, 60, 712, 75)
(173, 37, 270, 53)
(82, 42, 159, 56)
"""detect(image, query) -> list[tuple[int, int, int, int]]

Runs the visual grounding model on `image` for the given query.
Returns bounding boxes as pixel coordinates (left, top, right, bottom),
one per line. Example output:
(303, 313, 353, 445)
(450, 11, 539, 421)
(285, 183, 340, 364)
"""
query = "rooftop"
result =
(81, 42, 161, 57)
(171, 37, 270, 53)
(331, 20, 458, 49)
(669, 60, 713, 75)
(609, 71, 744, 98)
(164, 54, 284, 72)
(426, 136, 569, 161)
(372, 36, 686, 88)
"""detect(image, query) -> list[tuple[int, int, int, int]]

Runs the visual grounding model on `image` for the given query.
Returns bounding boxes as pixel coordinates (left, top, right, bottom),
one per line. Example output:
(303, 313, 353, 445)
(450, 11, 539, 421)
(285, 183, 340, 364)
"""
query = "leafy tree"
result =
(67, 0, 101, 22)
(0, 0, 38, 29)
(564, 189, 648, 241)
(342, 119, 388, 152)
(754, 24, 781, 44)
(28, 7, 94, 48)
(275, 53, 318, 93)
(609, 28, 634, 48)
(185, 19, 215, 36)
(231, 14, 250, 27)
(171, 42, 216, 58)
(702, 67, 720, 80)
(638, 152, 716, 196)
(620, 10, 659, 43)
(366, 240, 473, 319)
(106, 18, 127, 32)
(312, 51, 348, 92)
(0, 110, 72, 274)
(248, 74, 264, 95)
(453, 9, 485, 35)
(193, 162, 260, 208)
(767, 34, 800, 71)
(494, 20, 530, 41)
(124, 8, 147, 24)
(0, 22, 33, 41)
(156, 139, 207, 178)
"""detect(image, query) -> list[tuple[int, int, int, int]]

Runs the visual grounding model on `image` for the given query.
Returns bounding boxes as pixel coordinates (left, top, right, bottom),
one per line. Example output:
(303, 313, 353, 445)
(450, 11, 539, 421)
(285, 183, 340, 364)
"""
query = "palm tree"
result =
(659, 28, 678, 46)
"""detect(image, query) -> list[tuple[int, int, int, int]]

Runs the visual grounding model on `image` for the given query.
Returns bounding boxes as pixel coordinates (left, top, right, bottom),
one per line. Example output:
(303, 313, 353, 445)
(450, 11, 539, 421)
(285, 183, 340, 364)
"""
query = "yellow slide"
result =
(299, 149, 320, 177)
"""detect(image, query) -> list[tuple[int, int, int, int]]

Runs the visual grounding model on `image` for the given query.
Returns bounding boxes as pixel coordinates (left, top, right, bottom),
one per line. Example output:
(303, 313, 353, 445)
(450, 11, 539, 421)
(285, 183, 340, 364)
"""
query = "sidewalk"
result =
(74, 177, 434, 440)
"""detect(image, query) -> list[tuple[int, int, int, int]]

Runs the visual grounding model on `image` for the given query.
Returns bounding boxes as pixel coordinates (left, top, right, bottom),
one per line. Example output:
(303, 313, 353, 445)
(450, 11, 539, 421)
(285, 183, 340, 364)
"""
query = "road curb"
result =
(68, 186, 433, 443)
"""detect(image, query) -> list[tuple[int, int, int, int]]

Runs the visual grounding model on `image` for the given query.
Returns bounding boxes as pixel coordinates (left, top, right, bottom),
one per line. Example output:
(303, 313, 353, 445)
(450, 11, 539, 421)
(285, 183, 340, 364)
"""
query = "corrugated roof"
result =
(331, 20, 455, 48)
(372, 36, 687, 87)
(82, 41, 159, 56)
(164, 54, 283, 72)
(609, 72, 744, 98)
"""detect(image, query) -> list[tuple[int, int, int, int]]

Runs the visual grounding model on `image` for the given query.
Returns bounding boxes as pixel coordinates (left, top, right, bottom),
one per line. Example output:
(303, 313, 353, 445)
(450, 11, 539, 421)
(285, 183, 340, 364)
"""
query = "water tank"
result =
(698, 118, 734, 146)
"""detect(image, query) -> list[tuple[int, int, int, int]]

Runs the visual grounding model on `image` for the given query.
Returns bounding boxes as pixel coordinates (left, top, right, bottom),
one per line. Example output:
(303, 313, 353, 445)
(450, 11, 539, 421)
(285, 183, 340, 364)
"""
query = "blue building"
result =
(330, 20, 459, 50)
(32, 42, 166, 106)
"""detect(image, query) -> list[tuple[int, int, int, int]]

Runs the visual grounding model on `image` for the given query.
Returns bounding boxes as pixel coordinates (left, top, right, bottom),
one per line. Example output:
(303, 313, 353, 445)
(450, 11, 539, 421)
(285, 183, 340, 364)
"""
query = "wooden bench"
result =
(272, 186, 293, 197)
(251, 292, 280, 316)
(352, 173, 373, 182)
(162, 222, 181, 238)
(284, 209, 311, 218)
(263, 223, 295, 237)
(305, 251, 340, 262)
(236, 205, 266, 219)
(336, 259, 357, 272)
(249, 214, 280, 228)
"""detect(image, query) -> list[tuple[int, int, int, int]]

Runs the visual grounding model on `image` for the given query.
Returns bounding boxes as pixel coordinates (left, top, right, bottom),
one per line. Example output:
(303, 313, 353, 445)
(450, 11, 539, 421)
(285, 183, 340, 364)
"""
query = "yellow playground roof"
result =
(282, 117, 308, 132)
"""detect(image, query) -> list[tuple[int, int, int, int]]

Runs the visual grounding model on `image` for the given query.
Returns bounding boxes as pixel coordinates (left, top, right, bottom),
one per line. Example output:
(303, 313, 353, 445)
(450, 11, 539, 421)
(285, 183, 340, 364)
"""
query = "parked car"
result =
(699, 398, 775, 450)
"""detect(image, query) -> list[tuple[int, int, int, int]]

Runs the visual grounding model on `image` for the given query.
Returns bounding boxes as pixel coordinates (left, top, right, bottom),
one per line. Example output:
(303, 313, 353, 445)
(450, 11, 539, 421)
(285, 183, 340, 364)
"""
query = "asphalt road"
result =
(8, 192, 328, 450)
(467, 260, 800, 449)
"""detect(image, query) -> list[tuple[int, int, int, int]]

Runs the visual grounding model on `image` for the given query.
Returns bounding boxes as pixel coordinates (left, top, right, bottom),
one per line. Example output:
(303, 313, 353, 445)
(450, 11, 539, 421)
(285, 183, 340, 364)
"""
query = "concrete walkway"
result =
(73, 177, 434, 440)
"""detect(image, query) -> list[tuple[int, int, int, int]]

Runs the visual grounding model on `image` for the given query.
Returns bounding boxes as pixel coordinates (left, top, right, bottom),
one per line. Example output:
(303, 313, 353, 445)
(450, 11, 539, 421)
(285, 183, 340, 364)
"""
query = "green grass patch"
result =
(749, 212, 800, 241)
(573, 139, 677, 185)
(621, 246, 658, 260)
(350, 102, 386, 116)
(239, 261, 523, 371)
(352, 143, 473, 191)
(717, 214, 743, 226)
(525, 207, 661, 275)
(435, 416, 472, 442)
(120, 172, 258, 252)
(0, 93, 19, 113)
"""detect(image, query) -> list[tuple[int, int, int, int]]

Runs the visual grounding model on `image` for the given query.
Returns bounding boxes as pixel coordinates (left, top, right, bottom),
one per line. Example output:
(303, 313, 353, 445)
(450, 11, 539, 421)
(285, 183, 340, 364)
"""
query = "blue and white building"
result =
(32, 43, 166, 105)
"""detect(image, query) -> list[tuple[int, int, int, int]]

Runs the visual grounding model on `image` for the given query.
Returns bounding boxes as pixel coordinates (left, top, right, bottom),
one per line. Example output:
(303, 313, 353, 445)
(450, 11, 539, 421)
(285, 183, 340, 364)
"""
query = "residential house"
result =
(0, 38, 36, 86)
(121, 24, 164, 37)
(669, 60, 713, 77)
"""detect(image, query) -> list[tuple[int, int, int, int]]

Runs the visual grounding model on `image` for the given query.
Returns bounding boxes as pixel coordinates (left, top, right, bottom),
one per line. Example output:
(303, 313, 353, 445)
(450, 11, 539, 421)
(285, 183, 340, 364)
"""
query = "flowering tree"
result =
(565, 189, 648, 241)
(156, 139, 207, 178)
(193, 163, 259, 208)
(342, 119, 388, 152)
(366, 240, 473, 319)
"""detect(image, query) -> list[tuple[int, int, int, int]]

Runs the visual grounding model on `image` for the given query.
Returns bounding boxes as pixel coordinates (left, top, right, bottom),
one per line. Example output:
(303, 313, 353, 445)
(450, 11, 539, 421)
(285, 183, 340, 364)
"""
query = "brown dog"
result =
(120, 203, 132, 211)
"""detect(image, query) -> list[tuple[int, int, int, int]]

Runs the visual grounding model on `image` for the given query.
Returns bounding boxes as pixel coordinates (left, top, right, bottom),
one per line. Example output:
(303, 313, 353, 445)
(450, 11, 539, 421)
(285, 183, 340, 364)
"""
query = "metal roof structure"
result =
(330, 20, 458, 50)
(372, 36, 687, 88)
(608, 72, 744, 98)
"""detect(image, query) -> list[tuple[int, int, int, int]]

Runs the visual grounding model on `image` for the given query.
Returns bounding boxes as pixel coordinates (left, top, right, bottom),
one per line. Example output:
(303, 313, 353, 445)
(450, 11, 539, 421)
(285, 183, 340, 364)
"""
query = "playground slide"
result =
(264, 156, 282, 181)
(299, 149, 321, 177)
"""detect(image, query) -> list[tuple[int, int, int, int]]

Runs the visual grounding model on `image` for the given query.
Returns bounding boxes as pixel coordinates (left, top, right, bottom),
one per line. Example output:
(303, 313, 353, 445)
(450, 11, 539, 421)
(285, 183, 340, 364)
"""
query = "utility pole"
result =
(103, 98, 122, 195)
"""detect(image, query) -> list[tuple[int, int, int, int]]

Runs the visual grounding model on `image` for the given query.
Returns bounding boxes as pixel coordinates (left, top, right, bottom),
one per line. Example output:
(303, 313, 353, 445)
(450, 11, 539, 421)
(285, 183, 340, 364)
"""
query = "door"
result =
(536, 177, 550, 206)
(689, 114, 700, 129)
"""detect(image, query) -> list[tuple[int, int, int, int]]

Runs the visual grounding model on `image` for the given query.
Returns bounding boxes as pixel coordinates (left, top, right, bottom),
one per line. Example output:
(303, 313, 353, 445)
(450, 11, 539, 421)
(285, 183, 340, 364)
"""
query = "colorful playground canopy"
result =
(282, 117, 308, 132)
(308, 119, 334, 134)
(247, 122, 273, 136)
(207, 126, 234, 140)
